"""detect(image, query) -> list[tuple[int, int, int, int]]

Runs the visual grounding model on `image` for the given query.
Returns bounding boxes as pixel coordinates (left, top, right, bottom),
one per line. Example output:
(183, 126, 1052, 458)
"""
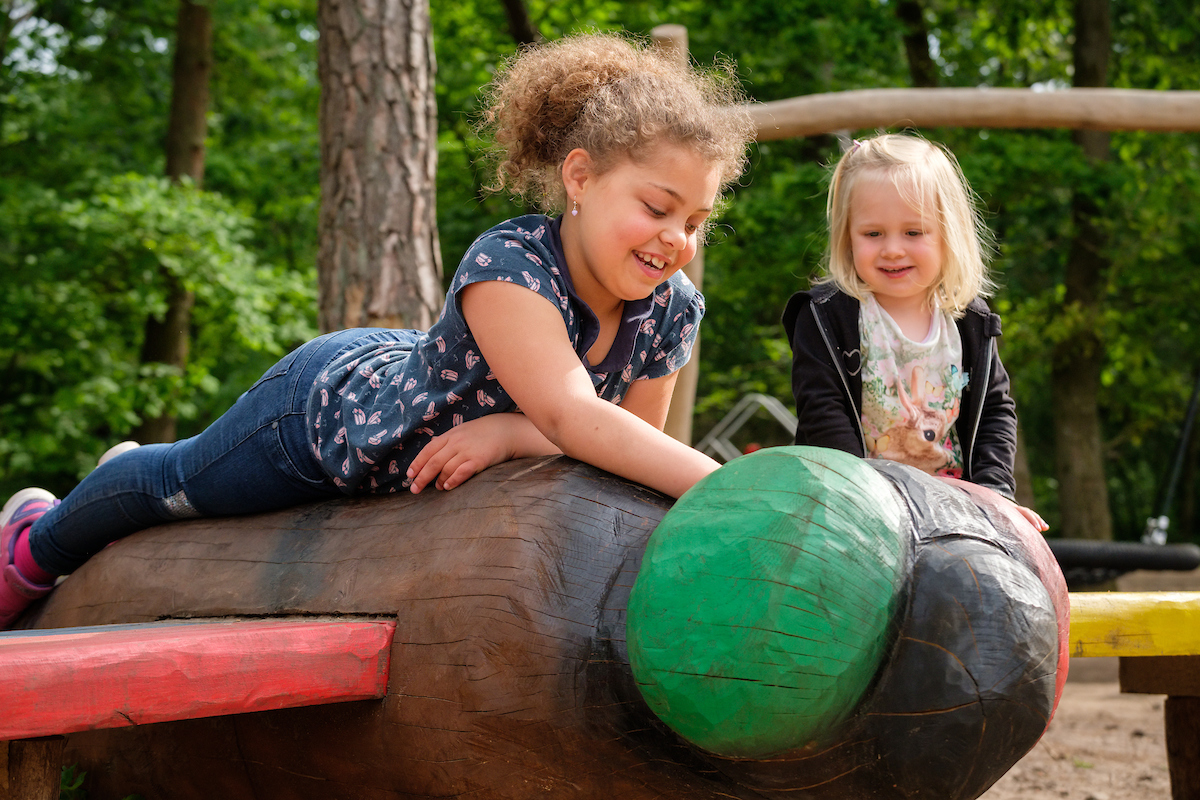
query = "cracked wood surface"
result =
(17, 453, 1068, 799)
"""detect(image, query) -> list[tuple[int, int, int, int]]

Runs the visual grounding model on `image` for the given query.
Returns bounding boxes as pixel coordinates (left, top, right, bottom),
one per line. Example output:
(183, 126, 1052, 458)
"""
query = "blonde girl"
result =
(782, 132, 1046, 529)
(0, 32, 756, 629)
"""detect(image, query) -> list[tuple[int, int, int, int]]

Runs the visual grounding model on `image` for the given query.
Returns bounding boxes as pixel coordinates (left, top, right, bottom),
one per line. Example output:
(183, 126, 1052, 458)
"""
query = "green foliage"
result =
(0, 174, 314, 496)
(0, 0, 319, 496)
(59, 764, 87, 799)
(3, 0, 1200, 541)
(59, 763, 142, 800)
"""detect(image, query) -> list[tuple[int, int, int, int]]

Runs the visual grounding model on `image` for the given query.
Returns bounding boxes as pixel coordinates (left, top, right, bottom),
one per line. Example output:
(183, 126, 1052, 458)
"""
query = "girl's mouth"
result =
(635, 251, 668, 272)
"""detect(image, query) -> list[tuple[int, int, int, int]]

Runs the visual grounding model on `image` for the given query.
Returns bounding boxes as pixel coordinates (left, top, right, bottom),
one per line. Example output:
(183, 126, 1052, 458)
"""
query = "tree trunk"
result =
(1050, 0, 1112, 541)
(894, 0, 938, 88)
(499, 0, 539, 46)
(316, 0, 442, 333)
(133, 0, 211, 445)
(652, 25, 702, 445)
(1014, 421, 1035, 510)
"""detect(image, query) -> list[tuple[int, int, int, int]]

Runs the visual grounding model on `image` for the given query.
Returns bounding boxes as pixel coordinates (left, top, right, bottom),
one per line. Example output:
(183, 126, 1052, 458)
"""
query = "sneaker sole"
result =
(99, 441, 141, 467)
(1, 488, 56, 531)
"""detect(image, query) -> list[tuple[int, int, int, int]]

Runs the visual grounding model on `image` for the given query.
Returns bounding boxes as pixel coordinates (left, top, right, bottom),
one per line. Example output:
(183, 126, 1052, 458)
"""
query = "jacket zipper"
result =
(964, 337, 993, 482)
(810, 303, 869, 455)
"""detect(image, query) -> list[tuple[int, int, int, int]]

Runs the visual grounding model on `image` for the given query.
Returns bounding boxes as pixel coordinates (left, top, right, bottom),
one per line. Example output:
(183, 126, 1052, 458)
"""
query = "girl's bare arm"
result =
(458, 281, 718, 498)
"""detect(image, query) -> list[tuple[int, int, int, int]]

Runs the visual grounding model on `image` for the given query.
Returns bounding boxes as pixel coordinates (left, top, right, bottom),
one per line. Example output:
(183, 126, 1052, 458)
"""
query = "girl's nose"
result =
(661, 224, 687, 250)
(881, 235, 905, 258)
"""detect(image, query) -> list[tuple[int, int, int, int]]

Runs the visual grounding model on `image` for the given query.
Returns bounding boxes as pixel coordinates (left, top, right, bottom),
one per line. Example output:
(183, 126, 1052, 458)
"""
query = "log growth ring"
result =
(627, 447, 910, 758)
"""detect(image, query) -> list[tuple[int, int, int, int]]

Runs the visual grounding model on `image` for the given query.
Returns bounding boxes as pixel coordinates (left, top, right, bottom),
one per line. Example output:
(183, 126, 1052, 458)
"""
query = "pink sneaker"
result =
(1, 488, 58, 629)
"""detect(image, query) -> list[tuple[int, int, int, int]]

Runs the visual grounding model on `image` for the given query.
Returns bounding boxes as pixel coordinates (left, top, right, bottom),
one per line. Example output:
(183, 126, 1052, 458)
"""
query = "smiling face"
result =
(849, 172, 945, 321)
(559, 144, 722, 316)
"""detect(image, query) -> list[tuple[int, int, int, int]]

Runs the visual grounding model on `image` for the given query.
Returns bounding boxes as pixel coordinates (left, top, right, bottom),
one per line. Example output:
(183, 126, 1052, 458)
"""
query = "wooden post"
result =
(2, 737, 64, 800)
(652, 24, 702, 446)
(1166, 696, 1200, 800)
(1120, 658, 1200, 800)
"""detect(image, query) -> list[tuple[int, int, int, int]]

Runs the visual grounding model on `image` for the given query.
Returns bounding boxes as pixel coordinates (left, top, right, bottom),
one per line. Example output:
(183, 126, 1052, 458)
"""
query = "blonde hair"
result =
(823, 133, 995, 316)
(479, 31, 755, 221)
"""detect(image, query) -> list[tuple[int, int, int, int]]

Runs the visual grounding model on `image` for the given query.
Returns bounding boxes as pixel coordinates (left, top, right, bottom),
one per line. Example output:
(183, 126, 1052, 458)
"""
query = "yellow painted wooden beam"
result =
(1069, 592, 1200, 658)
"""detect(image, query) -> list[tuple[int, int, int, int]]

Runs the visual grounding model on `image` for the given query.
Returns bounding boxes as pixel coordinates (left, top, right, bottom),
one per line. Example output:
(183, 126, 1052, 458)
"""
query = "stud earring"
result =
(571, 198, 579, 217)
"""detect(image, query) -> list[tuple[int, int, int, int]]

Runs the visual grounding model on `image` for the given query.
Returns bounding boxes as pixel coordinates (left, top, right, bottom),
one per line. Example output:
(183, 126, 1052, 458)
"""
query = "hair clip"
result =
(850, 139, 862, 153)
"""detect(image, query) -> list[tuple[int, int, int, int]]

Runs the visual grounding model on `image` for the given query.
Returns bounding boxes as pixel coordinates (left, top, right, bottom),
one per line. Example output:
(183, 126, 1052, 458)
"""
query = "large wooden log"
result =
(748, 88, 1200, 139)
(17, 450, 1066, 799)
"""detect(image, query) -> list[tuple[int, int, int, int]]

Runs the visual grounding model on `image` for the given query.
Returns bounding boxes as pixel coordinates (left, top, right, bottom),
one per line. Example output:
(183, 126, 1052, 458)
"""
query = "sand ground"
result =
(979, 568, 1199, 800)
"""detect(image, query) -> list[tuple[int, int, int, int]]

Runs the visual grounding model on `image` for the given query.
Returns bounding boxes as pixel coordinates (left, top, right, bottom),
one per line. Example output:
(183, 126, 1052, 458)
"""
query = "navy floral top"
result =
(305, 214, 704, 493)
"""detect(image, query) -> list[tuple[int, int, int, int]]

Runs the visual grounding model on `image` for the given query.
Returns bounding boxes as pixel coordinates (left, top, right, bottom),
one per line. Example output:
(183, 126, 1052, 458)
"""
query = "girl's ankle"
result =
(14, 531, 56, 585)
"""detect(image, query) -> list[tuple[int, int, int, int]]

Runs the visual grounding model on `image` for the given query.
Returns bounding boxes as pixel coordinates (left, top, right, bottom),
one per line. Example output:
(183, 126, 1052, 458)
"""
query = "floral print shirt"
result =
(305, 214, 704, 493)
(859, 293, 967, 476)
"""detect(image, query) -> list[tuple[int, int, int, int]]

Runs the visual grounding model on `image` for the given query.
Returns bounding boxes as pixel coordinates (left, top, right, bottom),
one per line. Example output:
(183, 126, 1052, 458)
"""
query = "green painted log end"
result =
(627, 446, 912, 758)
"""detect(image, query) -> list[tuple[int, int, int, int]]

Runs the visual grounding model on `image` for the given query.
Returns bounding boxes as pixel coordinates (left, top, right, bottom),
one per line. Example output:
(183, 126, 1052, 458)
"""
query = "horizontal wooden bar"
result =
(1120, 655, 1200, 696)
(0, 619, 395, 740)
(1069, 591, 1200, 658)
(748, 88, 1200, 140)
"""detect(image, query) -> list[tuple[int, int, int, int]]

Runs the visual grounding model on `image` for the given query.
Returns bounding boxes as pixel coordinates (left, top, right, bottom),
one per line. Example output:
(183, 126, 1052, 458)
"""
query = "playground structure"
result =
(3, 24, 1200, 800)
(6, 449, 1067, 799)
(654, 19, 1200, 585)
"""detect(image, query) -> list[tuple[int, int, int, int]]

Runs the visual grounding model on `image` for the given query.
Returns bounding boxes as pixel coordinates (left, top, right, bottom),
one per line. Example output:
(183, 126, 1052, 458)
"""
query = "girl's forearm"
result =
(502, 413, 563, 459)
(538, 397, 719, 498)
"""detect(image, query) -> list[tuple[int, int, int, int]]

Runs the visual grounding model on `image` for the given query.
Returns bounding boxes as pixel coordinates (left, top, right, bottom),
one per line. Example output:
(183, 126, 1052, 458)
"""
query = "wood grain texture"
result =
(1070, 592, 1200, 657)
(1120, 655, 1200, 697)
(26, 457, 712, 800)
(1165, 696, 1200, 800)
(2, 737, 64, 800)
(628, 447, 911, 757)
(15, 453, 1068, 799)
(0, 620, 394, 740)
(748, 88, 1200, 140)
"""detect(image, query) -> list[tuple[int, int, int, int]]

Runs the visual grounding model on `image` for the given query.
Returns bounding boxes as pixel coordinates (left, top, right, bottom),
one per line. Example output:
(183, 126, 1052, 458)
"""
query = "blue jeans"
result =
(28, 328, 410, 576)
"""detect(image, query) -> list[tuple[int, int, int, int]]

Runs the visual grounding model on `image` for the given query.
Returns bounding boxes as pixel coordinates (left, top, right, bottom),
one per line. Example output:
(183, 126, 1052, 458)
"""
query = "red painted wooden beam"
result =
(0, 619, 395, 740)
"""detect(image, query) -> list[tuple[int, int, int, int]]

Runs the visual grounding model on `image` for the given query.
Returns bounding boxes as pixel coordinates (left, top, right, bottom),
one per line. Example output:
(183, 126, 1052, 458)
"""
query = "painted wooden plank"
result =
(0, 619, 394, 740)
(1069, 591, 1200, 658)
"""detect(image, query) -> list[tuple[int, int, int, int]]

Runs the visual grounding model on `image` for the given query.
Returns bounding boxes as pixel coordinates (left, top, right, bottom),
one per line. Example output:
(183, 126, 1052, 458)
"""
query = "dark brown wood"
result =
(1050, 0, 1113, 543)
(1166, 696, 1200, 800)
(12, 456, 1067, 800)
(29, 458, 689, 799)
(1120, 655, 1200, 697)
(499, 0, 539, 45)
(133, 277, 195, 444)
(894, 0, 937, 88)
(134, 0, 212, 444)
(164, 0, 212, 187)
(2, 737, 65, 800)
(316, 0, 443, 332)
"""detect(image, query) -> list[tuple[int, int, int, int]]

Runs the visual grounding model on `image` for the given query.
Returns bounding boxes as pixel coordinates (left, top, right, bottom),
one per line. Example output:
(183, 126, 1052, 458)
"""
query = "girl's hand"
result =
(406, 413, 559, 494)
(1013, 503, 1049, 532)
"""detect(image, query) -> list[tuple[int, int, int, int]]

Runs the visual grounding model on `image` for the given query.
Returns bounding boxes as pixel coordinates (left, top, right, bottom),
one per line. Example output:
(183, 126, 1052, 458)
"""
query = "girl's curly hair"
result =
(479, 31, 755, 213)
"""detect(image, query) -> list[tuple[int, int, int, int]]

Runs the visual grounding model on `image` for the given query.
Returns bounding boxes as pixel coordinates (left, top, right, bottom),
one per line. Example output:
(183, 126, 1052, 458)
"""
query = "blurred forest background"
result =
(1, 0, 1198, 542)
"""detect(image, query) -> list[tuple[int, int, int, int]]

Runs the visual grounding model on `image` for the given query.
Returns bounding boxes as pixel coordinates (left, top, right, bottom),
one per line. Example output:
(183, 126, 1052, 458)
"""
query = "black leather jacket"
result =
(781, 284, 1018, 499)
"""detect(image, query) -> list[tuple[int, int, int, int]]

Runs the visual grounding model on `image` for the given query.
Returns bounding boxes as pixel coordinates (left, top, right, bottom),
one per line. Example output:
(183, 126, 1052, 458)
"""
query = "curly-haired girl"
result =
(1, 31, 756, 628)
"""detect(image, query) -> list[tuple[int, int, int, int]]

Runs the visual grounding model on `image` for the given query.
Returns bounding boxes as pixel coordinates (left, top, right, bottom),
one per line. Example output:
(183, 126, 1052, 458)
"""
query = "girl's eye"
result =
(645, 204, 666, 217)
(907, 230, 923, 237)
(685, 223, 698, 234)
